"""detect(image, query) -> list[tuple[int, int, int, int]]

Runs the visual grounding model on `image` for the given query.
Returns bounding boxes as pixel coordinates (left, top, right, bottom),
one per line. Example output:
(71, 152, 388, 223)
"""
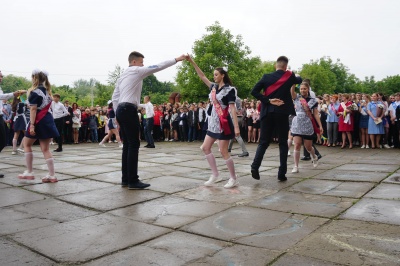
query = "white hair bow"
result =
(32, 69, 49, 76)
(222, 66, 228, 72)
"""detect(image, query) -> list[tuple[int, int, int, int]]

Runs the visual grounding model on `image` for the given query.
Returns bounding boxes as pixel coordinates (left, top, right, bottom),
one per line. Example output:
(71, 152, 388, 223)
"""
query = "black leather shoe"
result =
(144, 144, 150, 148)
(121, 182, 128, 187)
(128, 181, 150, 189)
(278, 175, 288, 182)
(301, 156, 311, 161)
(53, 148, 62, 152)
(251, 168, 260, 180)
(0, 174, 4, 178)
(317, 154, 322, 160)
(228, 149, 231, 152)
(146, 145, 155, 148)
(238, 152, 249, 157)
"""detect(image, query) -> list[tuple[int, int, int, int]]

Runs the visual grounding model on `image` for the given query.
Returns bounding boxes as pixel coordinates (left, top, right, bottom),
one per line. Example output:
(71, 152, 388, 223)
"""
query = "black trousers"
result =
(116, 103, 140, 185)
(54, 117, 64, 150)
(145, 117, 154, 145)
(251, 113, 289, 178)
(0, 117, 6, 152)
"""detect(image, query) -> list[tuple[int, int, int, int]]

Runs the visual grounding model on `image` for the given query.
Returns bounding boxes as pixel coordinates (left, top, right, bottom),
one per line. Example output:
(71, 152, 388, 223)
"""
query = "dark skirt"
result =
(253, 120, 260, 129)
(26, 113, 59, 139)
(247, 117, 253, 127)
(14, 115, 27, 131)
(359, 114, 369, 129)
(206, 115, 235, 140)
(108, 118, 116, 130)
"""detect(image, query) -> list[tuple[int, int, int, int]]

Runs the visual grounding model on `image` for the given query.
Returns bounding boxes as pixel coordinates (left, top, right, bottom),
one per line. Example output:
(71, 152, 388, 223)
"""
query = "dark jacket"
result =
(251, 70, 302, 119)
(187, 110, 199, 126)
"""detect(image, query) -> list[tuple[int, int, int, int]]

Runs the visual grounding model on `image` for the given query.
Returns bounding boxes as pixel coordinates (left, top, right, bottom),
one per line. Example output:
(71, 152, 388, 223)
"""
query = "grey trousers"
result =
(228, 135, 248, 153)
(327, 122, 338, 145)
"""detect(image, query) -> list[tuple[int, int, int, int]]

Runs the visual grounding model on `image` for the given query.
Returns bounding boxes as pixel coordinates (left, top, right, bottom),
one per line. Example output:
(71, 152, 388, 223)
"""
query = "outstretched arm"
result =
(185, 55, 212, 88)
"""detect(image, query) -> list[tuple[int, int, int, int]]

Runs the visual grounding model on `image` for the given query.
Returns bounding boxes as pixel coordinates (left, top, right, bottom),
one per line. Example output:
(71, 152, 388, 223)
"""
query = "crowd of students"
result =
(3, 91, 400, 153)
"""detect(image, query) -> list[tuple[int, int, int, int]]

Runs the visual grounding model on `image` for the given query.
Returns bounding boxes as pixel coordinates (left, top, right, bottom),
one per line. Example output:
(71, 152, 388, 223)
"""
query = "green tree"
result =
(95, 83, 114, 106)
(176, 21, 262, 101)
(1, 75, 31, 93)
(376, 75, 400, 96)
(299, 59, 337, 95)
(52, 85, 76, 103)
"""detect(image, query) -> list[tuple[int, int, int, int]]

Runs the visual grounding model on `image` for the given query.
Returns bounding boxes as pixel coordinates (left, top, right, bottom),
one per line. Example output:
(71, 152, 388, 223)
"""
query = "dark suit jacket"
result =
(251, 70, 302, 119)
(187, 110, 198, 126)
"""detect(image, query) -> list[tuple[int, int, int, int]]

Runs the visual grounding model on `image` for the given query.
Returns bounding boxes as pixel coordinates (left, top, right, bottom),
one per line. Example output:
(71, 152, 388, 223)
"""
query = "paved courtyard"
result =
(0, 141, 400, 265)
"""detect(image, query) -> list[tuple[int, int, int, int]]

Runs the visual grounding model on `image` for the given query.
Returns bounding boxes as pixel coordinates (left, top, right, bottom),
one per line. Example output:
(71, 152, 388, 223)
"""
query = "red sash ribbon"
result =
(264, 71, 292, 96)
(27, 102, 52, 132)
(211, 86, 231, 135)
(299, 97, 320, 134)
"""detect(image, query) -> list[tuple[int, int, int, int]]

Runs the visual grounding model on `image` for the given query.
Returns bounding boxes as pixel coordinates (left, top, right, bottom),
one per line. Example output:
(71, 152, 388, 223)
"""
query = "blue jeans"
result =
(145, 117, 154, 145)
(90, 128, 98, 142)
(116, 103, 140, 185)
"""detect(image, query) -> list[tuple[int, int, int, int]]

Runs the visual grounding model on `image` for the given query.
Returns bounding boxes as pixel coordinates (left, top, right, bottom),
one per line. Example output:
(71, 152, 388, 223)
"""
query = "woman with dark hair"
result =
(11, 96, 27, 155)
(338, 94, 355, 149)
(99, 101, 122, 148)
(186, 55, 240, 188)
(71, 102, 81, 144)
(19, 69, 59, 183)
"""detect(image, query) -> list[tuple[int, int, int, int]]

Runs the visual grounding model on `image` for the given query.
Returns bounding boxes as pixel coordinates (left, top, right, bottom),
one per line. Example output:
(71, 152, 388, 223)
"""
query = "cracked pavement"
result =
(0, 142, 399, 265)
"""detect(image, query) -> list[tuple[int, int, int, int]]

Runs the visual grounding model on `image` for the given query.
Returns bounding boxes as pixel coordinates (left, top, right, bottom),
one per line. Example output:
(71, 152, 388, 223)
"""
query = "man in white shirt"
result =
(51, 94, 69, 152)
(112, 51, 185, 189)
(139, 95, 155, 148)
(0, 71, 27, 177)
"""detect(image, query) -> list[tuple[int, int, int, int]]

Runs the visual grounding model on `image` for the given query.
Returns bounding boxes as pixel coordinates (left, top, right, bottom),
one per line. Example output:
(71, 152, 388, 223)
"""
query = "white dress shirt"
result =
(112, 59, 176, 111)
(139, 102, 154, 118)
(51, 101, 69, 119)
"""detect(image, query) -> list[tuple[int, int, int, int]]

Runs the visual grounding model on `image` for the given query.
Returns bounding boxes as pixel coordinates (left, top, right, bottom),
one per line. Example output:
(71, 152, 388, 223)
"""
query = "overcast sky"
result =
(1, 0, 399, 87)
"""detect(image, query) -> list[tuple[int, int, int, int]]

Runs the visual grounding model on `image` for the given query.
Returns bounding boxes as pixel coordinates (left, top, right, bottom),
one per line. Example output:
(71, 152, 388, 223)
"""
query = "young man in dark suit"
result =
(250, 56, 302, 181)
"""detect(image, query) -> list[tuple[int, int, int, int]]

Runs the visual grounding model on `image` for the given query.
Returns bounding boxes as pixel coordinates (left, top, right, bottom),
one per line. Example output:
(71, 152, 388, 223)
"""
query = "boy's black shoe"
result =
(128, 181, 150, 189)
(54, 148, 62, 152)
(278, 175, 288, 182)
(146, 145, 155, 148)
(251, 168, 260, 180)
(300, 156, 311, 161)
(0, 174, 4, 178)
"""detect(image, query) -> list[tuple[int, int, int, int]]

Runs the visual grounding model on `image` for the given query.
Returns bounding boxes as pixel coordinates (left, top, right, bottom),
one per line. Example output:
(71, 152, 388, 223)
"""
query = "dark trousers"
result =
(54, 117, 64, 150)
(251, 113, 289, 178)
(179, 125, 187, 141)
(145, 117, 154, 145)
(188, 125, 196, 141)
(0, 117, 6, 152)
(116, 103, 140, 185)
(64, 122, 73, 144)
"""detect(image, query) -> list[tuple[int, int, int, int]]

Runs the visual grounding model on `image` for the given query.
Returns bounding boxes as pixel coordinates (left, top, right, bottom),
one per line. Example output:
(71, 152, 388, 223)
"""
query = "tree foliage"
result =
(176, 22, 262, 101)
(1, 75, 31, 93)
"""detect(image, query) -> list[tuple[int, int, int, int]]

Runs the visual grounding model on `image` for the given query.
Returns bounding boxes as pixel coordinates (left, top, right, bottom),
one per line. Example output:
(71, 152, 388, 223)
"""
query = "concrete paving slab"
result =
(335, 163, 398, 172)
(249, 191, 355, 218)
(145, 176, 201, 194)
(364, 183, 400, 200)
(10, 213, 171, 264)
(341, 198, 400, 225)
(109, 196, 230, 229)
(0, 168, 77, 186)
(383, 173, 400, 184)
(187, 244, 281, 266)
(55, 164, 118, 177)
(182, 206, 328, 250)
(0, 187, 46, 208)
(0, 198, 98, 235)
(0, 237, 55, 265)
(293, 220, 400, 266)
(238, 175, 302, 191)
(85, 169, 161, 183)
(59, 185, 164, 211)
(83, 231, 228, 266)
(0, 162, 18, 169)
(272, 253, 342, 266)
(175, 185, 276, 205)
(289, 179, 375, 198)
(24, 178, 114, 196)
(56, 155, 97, 162)
(313, 169, 388, 182)
(0, 182, 11, 189)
